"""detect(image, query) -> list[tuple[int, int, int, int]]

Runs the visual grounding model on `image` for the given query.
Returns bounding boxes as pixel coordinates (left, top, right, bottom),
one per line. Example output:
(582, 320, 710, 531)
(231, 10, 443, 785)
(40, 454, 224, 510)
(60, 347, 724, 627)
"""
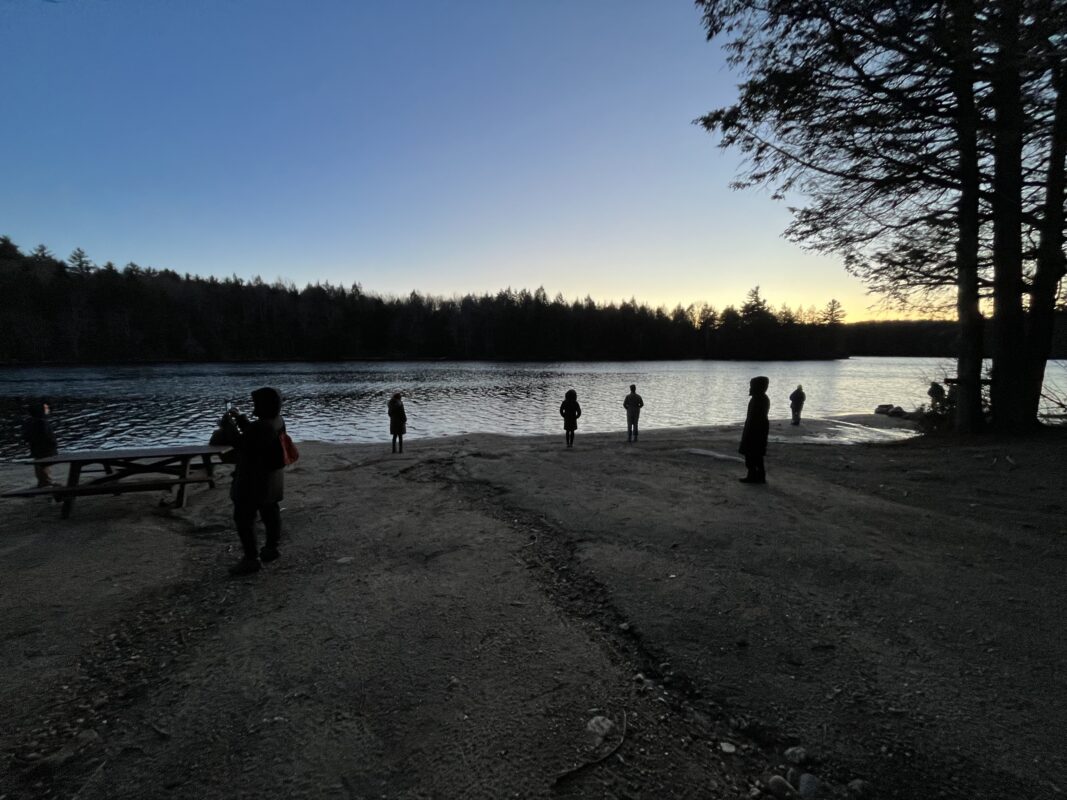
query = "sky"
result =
(1, 0, 894, 320)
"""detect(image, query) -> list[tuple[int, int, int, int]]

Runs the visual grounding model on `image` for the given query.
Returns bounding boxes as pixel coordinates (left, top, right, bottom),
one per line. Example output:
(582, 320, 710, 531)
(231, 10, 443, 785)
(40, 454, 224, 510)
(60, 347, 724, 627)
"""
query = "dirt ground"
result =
(0, 418, 1064, 800)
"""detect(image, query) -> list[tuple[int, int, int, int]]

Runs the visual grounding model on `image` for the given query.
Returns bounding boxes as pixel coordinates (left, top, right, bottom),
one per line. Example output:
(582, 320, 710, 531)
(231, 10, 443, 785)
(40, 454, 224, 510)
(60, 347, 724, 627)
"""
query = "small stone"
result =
(798, 774, 820, 799)
(767, 774, 799, 798)
(720, 741, 737, 754)
(77, 729, 102, 747)
(847, 779, 874, 798)
(336, 557, 354, 565)
(784, 746, 808, 765)
(586, 716, 615, 748)
(787, 768, 801, 788)
(618, 622, 631, 632)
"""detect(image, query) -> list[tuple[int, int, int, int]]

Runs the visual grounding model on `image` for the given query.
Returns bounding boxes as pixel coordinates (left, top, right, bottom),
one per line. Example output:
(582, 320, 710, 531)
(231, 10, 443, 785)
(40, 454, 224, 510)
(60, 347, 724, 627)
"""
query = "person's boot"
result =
(259, 546, 280, 563)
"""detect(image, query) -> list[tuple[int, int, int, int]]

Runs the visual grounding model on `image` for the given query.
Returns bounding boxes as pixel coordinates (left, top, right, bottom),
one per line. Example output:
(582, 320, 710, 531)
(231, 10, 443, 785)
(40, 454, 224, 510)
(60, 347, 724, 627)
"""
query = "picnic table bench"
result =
(2, 445, 231, 518)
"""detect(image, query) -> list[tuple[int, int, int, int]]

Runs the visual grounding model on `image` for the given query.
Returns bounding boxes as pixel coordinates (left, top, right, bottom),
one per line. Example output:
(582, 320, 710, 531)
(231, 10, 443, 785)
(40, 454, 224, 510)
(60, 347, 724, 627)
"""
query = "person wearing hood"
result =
(789, 384, 806, 426)
(22, 401, 58, 487)
(220, 387, 287, 576)
(739, 376, 770, 484)
(559, 389, 581, 448)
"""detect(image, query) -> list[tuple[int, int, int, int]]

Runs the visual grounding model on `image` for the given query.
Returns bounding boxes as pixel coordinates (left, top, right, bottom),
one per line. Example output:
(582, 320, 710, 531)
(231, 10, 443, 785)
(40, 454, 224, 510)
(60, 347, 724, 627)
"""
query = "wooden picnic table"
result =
(2, 444, 231, 518)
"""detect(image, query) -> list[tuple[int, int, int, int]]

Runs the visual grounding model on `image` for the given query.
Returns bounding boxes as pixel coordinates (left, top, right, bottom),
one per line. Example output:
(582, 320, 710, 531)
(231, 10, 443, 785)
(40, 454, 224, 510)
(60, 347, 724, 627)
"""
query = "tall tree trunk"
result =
(1024, 57, 1067, 420)
(950, 0, 985, 433)
(989, 0, 1030, 431)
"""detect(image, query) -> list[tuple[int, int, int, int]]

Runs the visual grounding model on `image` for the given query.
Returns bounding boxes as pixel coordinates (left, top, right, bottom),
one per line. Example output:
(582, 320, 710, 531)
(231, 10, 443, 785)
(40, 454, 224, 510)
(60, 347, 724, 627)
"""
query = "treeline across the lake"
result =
(1, 237, 1062, 363)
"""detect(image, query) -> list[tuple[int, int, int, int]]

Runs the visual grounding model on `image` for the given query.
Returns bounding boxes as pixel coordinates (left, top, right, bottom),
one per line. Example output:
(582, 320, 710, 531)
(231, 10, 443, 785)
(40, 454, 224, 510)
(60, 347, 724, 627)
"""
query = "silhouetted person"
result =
(623, 384, 644, 442)
(789, 384, 806, 426)
(388, 392, 407, 453)
(927, 381, 946, 411)
(560, 389, 581, 448)
(22, 401, 58, 487)
(220, 387, 286, 576)
(739, 376, 770, 484)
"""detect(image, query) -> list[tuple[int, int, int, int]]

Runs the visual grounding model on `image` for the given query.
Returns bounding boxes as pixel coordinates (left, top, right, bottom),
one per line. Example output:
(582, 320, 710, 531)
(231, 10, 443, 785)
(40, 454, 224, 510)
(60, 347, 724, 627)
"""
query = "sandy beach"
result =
(1, 418, 1064, 799)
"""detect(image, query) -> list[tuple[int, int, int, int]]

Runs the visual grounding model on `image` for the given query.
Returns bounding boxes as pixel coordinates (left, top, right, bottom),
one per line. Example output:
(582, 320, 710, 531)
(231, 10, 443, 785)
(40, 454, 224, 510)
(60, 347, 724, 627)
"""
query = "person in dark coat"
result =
(927, 381, 946, 412)
(388, 392, 407, 453)
(560, 389, 581, 448)
(739, 376, 770, 484)
(623, 384, 644, 442)
(21, 401, 58, 487)
(220, 387, 286, 576)
(789, 384, 806, 426)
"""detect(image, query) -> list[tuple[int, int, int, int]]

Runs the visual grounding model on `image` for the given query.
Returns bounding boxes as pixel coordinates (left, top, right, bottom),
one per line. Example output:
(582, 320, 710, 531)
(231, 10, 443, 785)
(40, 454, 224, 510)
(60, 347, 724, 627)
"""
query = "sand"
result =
(0, 417, 1064, 799)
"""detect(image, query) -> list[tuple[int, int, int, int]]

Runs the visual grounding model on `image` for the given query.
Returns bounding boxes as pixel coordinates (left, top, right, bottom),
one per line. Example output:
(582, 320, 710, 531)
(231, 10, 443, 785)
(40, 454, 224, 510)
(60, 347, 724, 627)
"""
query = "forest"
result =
(1, 236, 1061, 364)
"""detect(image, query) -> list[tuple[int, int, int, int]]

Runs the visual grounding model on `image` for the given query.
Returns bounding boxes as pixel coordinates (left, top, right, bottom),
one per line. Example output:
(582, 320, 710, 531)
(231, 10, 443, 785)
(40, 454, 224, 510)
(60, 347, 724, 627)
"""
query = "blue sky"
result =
(0, 0, 884, 318)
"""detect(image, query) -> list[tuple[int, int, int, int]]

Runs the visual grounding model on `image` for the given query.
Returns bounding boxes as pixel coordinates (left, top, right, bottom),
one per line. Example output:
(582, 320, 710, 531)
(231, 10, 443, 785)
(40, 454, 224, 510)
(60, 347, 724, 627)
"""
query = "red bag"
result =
(280, 431, 300, 466)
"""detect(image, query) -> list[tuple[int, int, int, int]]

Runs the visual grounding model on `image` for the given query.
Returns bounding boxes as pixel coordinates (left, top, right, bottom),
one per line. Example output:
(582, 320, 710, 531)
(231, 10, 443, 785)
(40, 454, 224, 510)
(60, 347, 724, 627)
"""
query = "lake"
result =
(2, 358, 1065, 460)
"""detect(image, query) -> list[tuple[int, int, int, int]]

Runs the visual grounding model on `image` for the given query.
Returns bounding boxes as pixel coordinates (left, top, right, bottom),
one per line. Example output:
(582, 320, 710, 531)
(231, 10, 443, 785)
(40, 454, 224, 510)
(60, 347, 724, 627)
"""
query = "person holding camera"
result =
(219, 387, 287, 576)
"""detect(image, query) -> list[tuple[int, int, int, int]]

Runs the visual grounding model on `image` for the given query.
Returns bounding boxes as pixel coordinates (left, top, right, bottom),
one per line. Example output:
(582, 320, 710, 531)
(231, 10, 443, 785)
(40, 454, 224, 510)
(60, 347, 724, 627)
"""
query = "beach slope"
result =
(0, 419, 1064, 799)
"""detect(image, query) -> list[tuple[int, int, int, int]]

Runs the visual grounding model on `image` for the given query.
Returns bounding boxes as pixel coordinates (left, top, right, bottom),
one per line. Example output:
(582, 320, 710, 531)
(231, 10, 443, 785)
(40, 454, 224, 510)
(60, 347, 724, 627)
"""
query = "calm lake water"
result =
(2, 358, 1065, 460)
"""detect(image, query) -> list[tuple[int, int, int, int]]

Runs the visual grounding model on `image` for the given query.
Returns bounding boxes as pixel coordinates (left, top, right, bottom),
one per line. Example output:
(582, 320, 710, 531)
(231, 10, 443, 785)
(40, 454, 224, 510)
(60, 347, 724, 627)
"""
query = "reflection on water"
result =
(1, 358, 1064, 460)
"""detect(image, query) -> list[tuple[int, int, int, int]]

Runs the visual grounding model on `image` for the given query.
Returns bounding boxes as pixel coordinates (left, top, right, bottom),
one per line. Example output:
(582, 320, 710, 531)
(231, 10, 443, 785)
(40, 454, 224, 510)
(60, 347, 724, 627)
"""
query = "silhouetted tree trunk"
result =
(949, 0, 985, 433)
(989, 0, 1030, 431)
(1024, 52, 1067, 419)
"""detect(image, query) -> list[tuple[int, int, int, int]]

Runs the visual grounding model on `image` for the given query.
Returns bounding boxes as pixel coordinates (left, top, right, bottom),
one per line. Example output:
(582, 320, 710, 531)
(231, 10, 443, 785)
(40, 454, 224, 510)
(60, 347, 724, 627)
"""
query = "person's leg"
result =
(34, 464, 52, 487)
(627, 420, 632, 442)
(632, 419, 638, 441)
(398, 434, 403, 454)
(259, 502, 281, 561)
(230, 501, 261, 574)
(741, 454, 765, 483)
(392, 434, 397, 453)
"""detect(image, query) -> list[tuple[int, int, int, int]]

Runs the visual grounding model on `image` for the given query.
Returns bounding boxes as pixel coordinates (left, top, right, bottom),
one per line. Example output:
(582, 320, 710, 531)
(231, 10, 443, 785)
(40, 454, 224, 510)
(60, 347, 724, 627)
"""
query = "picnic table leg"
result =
(201, 453, 216, 488)
(174, 457, 192, 508)
(61, 464, 82, 519)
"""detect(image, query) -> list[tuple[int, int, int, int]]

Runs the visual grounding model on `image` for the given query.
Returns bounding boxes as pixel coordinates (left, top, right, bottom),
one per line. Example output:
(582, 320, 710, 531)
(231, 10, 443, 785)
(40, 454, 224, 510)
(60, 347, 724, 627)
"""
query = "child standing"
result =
(388, 392, 407, 453)
(559, 389, 581, 448)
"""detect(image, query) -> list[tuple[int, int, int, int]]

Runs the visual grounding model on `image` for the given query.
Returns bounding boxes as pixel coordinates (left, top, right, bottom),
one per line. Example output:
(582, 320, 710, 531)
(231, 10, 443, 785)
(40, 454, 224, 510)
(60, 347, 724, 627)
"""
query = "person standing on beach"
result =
(220, 387, 287, 576)
(21, 401, 58, 487)
(739, 376, 770, 484)
(388, 392, 407, 453)
(560, 389, 581, 448)
(789, 384, 806, 426)
(623, 384, 644, 442)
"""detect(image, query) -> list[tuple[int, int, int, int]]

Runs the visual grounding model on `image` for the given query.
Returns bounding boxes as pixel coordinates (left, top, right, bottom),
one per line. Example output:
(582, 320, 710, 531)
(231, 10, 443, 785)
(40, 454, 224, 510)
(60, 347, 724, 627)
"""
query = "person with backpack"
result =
(220, 386, 290, 576)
